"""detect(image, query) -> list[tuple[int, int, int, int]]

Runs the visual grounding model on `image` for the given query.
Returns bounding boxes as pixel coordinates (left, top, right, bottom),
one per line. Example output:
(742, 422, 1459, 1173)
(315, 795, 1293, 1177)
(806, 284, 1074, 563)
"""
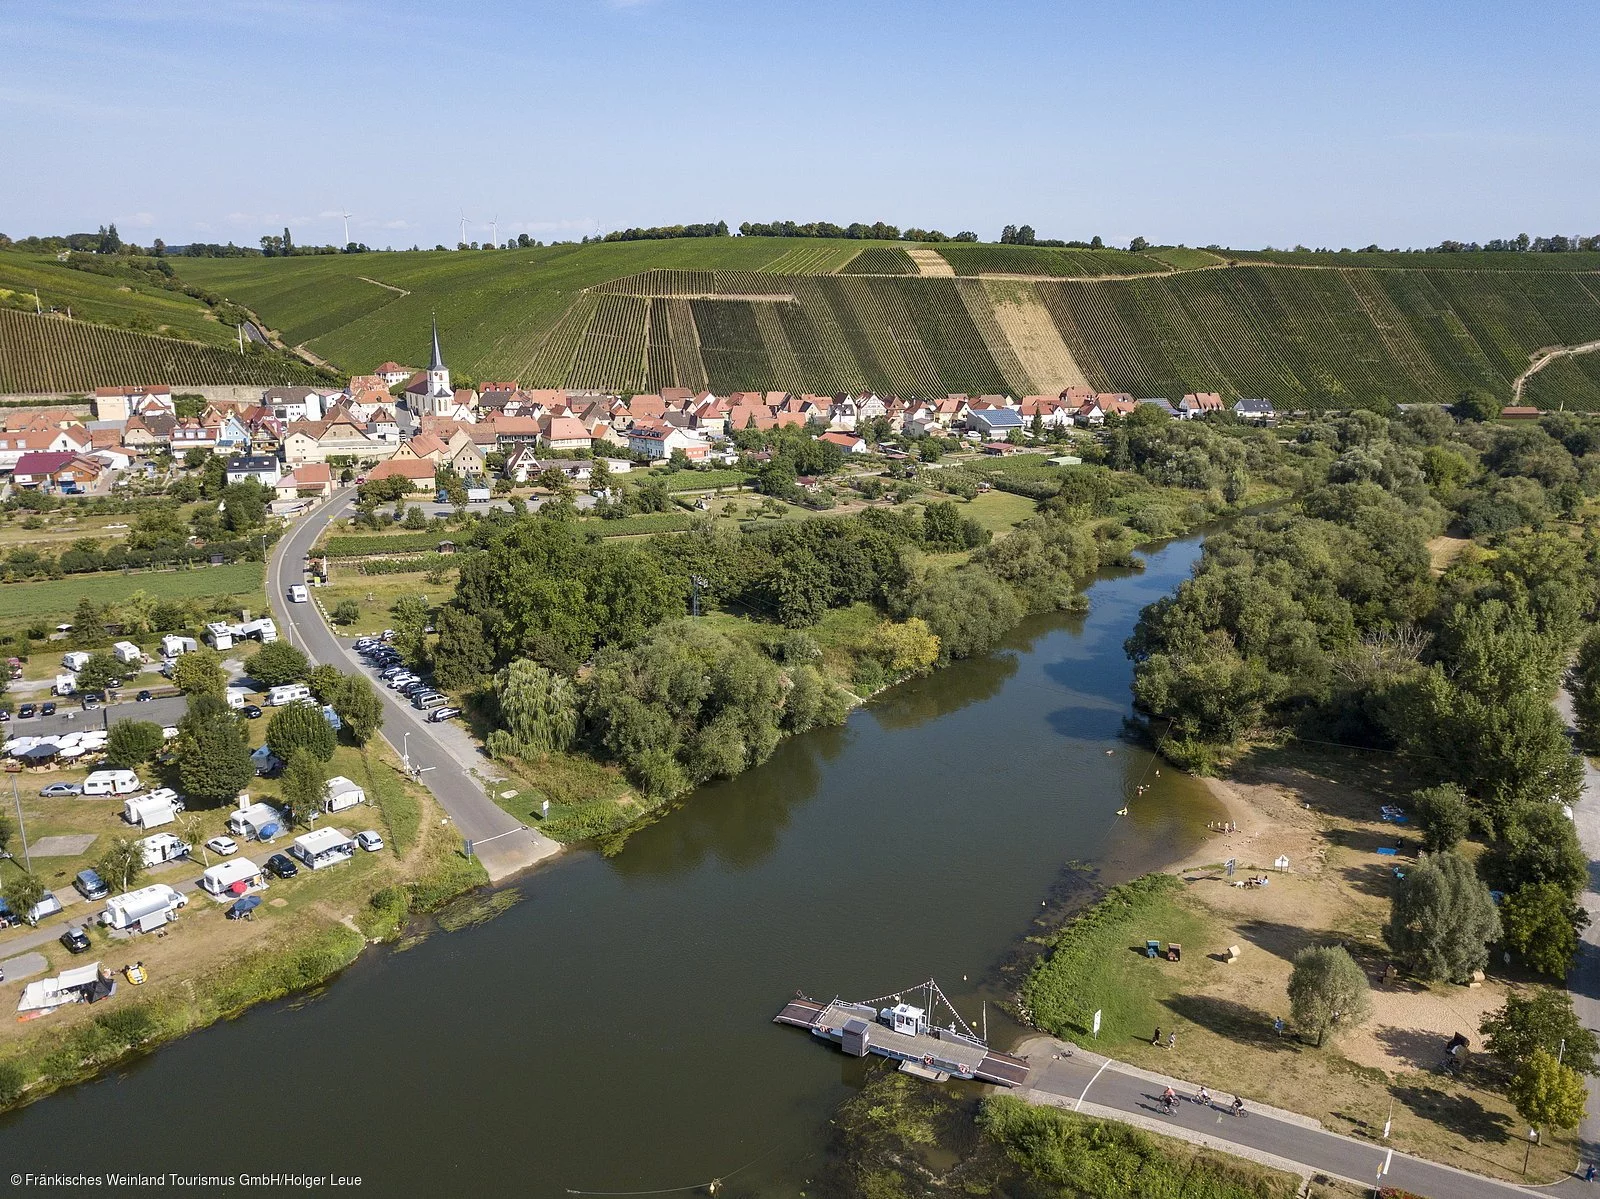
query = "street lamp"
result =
(1523, 1127, 1539, 1177)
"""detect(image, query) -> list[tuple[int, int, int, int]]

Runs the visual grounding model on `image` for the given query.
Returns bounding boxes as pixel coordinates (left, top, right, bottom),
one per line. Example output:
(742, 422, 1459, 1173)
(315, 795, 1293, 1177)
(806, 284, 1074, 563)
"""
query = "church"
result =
(404, 316, 476, 420)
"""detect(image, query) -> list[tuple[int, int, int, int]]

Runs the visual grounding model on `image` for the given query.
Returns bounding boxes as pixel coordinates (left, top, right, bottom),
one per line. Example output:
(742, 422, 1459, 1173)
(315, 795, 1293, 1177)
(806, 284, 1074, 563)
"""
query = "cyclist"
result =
(1231, 1095, 1245, 1118)
(1196, 1085, 1211, 1107)
(1161, 1086, 1177, 1113)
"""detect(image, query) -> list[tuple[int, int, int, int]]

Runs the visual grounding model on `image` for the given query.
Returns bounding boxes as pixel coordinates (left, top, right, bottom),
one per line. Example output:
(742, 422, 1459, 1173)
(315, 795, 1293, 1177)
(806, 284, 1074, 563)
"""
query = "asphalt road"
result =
(267, 490, 555, 881)
(1557, 688, 1600, 1189)
(1029, 1040, 1551, 1197)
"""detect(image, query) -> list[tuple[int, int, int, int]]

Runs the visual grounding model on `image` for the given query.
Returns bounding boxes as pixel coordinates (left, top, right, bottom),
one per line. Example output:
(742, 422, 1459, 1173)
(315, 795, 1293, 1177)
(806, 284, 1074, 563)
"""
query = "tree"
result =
(329, 675, 384, 745)
(5, 871, 47, 924)
(280, 749, 328, 828)
(1509, 1048, 1586, 1134)
(331, 599, 362, 627)
(1384, 851, 1502, 981)
(77, 651, 123, 694)
(104, 720, 164, 769)
(431, 607, 493, 691)
(1287, 945, 1371, 1047)
(1501, 883, 1587, 978)
(307, 663, 344, 702)
(266, 702, 335, 762)
(876, 618, 941, 676)
(1129, 236, 1150, 252)
(1413, 784, 1469, 852)
(172, 648, 226, 698)
(390, 594, 430, 661)
(907, 570, 1023, 662)
(96, 836, 144, 893)
(219, 480, 268, 532)
(1487, 804, 1587, 896)
(1568, 627, 1600, 752)
(176, 696, 254, 808)
(1452, 390, 1500, 423)
(247, 641, 310, 689)
(486, 660, 577, 759)
(1482, 988, 1598, 1077)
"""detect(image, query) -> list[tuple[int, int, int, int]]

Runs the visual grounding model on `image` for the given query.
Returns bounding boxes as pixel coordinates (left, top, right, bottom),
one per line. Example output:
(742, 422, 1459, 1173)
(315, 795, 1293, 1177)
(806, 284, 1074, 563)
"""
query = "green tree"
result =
(1509, 1048, 1586, 1134)
(266, 702, 335, 762)
(329, 675, 384, 745)
(104, 720, 164, 769)
(1568, 627, 1600, 753)
(390, 594, 430, 661)
(431, 608, 493, 691)
(1487, 804, 1587, 895)
(1501, 883, 1587, 978)
(96, 836, 145, 893)
(403, 505, 427, 530)
(5, 871, 47, 924)
(331, 599, 361, 627)
(1452, 390, 1500, 423)
(279, 749, 328, 828)
(172, 648, 226, 698)
(1287, 944, 1371, 1047)
(1413, 784, 1469, 853)
(76, 651, 123, 694)
(219, 480, 268, 532)
(72, 597, 105, 646)
(907, 569, 1022, 662)
(175, 696, 254, 808)
(306, 664, 343, 702)
(247, 641, 310, 688)
(1384, 851, 1502, 981)
(486, 660, 577, 759)
(1481, 988, 1598, 1077)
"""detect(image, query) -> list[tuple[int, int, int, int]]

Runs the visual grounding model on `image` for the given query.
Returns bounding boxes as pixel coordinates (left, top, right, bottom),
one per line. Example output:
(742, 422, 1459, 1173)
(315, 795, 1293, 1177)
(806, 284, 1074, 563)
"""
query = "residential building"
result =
(274, 463, 334, 500)
(626, 421, 710, 461)
(12, 451, 106, 491)
(1232, 398, 1276, 424)
(365, 457, 437, 491)
(226, 455, 282, 486)
(92, 385, 173, 422)
(818, 431, 869, 454)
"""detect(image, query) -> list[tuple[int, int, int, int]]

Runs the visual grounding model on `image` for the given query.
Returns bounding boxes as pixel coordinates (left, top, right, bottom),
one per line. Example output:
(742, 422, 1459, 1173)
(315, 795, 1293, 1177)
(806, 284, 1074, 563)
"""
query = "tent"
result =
(17, 743, 60, 762)
(227, 895, 261, 920)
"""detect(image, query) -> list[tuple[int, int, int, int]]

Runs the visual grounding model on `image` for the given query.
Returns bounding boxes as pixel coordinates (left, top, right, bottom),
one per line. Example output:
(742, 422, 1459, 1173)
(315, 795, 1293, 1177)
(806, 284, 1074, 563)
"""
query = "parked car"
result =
(40, 782, 84, 797)
(206, 835, 239, 857)
(18, 703, 35, 719)
(74, 868, 109, 900)
(59, 927, 91, 954)
(80, 693, 102, 711)
(242, 704, 263, 719)
(0, 709, 9, 722)
(40, 701, 55, 716)
(136, 690, 152, 702)
(428, 706, 462, 722)
(266, 853, 298, 879)
(356, 830, 384, 852)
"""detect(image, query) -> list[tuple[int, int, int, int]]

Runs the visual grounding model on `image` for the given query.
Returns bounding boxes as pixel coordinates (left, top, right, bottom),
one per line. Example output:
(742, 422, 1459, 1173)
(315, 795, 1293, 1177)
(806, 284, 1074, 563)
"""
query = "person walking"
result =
(1152, 1026, 1162, 1046)
(1585, 1162, 1596, 1182)
(1167, 1031, 1176, 1051)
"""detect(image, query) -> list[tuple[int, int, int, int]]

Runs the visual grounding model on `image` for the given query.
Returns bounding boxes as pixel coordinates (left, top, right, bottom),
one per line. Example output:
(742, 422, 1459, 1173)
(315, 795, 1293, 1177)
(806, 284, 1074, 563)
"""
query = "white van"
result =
(60, 651, 90, 672)
(268, 684, 311, 706)
(84, 769, 142, 797)
(288, 585, 309, 603)
(137, 832, 191, 867)
(53, 674, 77, 696)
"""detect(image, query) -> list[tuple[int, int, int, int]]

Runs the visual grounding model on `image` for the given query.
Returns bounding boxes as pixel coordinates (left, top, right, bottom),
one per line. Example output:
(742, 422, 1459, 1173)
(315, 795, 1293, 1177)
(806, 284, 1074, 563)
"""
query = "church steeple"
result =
(428, 313, 445, 371)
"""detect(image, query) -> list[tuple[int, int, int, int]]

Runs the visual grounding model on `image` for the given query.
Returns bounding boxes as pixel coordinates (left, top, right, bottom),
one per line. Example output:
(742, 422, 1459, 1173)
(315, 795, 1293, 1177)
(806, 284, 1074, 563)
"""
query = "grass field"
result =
(0, 561, 265, 622)
(958, 489, 1039, 534)
(6, 239, 1583, 409)
(0, 250, 230, 346)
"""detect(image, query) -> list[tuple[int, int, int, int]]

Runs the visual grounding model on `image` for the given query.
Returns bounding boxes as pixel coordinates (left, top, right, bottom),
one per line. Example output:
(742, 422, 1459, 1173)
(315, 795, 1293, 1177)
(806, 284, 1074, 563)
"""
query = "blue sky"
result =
(3, 0, 1595, 250)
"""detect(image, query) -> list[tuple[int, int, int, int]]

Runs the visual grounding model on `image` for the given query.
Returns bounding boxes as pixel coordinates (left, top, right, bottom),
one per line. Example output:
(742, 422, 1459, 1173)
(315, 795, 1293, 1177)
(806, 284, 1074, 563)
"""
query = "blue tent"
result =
(227, 895, 262, 920)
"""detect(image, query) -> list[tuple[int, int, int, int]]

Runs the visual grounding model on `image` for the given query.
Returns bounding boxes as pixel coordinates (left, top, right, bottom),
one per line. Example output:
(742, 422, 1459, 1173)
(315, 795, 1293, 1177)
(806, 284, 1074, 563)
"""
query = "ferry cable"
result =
(565, 1137, 789, 1196)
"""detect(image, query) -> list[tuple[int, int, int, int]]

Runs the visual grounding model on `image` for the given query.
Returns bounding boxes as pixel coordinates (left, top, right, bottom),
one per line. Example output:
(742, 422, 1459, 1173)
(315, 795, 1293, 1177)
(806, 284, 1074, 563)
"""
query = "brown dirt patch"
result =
(906, 248, 954, 277)
(983, 280, 1090, 392)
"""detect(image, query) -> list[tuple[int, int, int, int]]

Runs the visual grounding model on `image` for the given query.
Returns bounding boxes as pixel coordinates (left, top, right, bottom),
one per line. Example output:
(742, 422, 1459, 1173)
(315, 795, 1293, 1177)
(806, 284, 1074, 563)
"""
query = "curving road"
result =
(267, 490, 556, 882)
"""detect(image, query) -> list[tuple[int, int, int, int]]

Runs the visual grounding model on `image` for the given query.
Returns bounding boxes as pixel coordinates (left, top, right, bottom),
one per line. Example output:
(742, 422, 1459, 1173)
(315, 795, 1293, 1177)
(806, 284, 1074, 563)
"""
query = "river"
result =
(1, 533, 1222, 1195)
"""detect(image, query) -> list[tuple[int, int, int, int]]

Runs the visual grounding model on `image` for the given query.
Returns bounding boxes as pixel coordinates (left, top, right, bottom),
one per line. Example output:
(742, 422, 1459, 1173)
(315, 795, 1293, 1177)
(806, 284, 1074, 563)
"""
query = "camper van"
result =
(83, 769, 142, 797)
(100, 884, 186, 932)
(53, 674, 76, 696)
(137, 832, 190, 868)
(227, 801, 284, 842)
(288, 585, 309, 603)
(160, 634, 197, 659)
(267, 684, 311, 706)
(112, 641, 143, 666)
(199, 858, 265, 896)
(123, 792, 180, 830)
(226, 688, 251, 711)
(60, 651, 90, 672)
(205, 621, 236, 651)
(322, 775, 366, 814)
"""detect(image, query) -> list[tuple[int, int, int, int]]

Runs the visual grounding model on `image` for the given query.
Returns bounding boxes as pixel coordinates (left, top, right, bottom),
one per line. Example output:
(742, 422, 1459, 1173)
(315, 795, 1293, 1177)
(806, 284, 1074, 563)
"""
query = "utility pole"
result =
(11, 776, 31, 874)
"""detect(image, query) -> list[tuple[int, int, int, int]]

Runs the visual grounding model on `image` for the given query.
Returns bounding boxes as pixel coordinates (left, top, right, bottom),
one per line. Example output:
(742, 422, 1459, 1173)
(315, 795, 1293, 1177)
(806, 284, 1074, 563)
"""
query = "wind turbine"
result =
(341, 207, 352, 247)
(491, 215, 498, 248)
(459, 210, 469, 247)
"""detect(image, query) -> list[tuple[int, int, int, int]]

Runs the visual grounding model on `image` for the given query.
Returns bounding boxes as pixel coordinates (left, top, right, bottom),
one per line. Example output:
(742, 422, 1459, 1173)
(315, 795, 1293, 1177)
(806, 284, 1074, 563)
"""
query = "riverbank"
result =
(0, 742, 488, 1114)
(1014, 740, 1579, 1184)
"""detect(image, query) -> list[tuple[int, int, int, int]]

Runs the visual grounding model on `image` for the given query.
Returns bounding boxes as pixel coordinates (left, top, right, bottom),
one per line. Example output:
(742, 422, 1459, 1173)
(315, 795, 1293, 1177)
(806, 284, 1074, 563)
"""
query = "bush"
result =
(331, 599, 361, 625)
(247, 642, 310, 688)
(265, 702, 334, 762)
(1385, 851, 1501, 981)
(1413, 783, 1469, 852)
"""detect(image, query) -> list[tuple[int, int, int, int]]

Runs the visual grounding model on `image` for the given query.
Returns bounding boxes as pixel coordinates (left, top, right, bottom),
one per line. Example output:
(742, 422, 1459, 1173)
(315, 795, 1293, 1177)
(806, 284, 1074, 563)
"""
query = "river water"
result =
(2, 534, 1221, 1195)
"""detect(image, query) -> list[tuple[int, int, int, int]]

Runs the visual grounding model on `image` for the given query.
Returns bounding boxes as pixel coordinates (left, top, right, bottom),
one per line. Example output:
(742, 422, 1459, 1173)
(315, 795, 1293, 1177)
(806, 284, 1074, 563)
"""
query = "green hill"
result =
(8, 238, 1599, 409)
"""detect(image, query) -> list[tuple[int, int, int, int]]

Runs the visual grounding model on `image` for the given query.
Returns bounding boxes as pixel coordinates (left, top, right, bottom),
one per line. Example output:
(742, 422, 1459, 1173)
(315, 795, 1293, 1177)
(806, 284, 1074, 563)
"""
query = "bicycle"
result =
(1193, 1088, 1212, 1108)
(1230, 1099, 1248, 1119)
(1159, 1095, 1178, 1116)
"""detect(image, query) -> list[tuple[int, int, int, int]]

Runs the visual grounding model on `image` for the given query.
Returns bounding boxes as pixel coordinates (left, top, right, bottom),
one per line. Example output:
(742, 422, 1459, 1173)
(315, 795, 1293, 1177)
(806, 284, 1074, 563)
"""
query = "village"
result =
(0, 319, 1279, 501)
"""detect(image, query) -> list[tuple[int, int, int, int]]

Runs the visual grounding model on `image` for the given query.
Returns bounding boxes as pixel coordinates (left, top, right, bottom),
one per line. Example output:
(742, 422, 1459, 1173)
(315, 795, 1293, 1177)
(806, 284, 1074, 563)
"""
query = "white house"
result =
(1233, 398, 1275, 423)
(225, 455, 282, 487)
(626, 422, 710, 461)
(965, 408, 1025, 439)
